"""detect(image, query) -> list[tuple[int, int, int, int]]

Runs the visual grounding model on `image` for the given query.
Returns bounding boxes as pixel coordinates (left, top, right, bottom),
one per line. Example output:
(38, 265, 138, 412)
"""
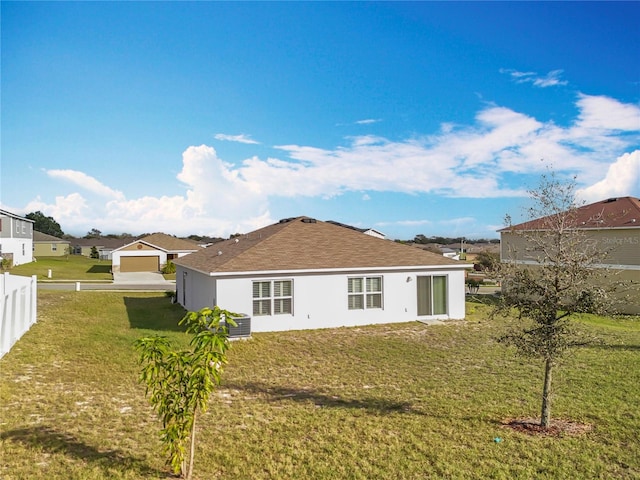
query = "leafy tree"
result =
(495, 172, 615, 428)
(135, 307, 238, 479)
(26, 211, 64, 237)
(466, 278, 481, 294)
(474, 251, 500, 272)
(90, 246, 99, 259)
(104, 233, 133, 239)
(1, 257, 12, 271)
(84, 228, 102, 239)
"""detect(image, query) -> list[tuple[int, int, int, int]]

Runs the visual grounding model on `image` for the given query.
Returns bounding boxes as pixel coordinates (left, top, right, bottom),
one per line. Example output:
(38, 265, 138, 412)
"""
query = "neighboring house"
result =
(33, 231, 71, 257)
(112, 233, 202, 273)
(70, 237, 135, 260)
(465, 243, 500, 262)
(499, 196, 640, 314)
(0, 209, 34, 267)
(173, 216, 472, 333)
(326, 220, 386, 239)
(440, 247, 458, 259)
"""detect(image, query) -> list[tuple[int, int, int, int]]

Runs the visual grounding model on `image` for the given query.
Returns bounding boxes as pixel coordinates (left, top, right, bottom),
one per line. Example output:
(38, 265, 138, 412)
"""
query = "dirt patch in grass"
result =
(502, 417, 593, 437)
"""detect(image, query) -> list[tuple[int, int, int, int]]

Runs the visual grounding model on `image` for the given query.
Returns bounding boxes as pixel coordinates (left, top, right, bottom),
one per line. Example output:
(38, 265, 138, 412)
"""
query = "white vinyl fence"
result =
(0, 273, 38, 359)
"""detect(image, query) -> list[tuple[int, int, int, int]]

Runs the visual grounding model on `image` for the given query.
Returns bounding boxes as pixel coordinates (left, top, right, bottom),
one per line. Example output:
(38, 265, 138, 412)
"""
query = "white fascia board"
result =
(502, 226, 640, 234)
(113, 240, 166, 253)
(503, 259, 640, 270)
(206, 263, 474, 277)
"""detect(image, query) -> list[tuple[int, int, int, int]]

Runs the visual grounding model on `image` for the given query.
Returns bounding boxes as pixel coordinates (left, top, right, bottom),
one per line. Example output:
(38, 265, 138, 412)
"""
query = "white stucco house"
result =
(173, 216, 472, 333)
(111, 233, 202, 273)
(0, 209, 34, 267)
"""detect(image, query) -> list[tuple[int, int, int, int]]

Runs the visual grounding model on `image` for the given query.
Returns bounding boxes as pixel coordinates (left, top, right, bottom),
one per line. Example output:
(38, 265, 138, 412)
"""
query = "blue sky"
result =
(2, 2, 639, 240)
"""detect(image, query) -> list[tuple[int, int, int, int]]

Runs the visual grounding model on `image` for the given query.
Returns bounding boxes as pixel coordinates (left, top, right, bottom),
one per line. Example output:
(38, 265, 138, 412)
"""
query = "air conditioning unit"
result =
(224, 314, 251, 339)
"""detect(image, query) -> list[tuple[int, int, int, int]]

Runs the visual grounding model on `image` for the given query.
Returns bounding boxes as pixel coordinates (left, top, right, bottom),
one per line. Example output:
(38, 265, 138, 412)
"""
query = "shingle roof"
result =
(174, 216, 464, 274)
(70, 237, 135, 249)
(500, 196, 640, 231)
(138, 233, 202, 252)
(34, 231, 69, 242)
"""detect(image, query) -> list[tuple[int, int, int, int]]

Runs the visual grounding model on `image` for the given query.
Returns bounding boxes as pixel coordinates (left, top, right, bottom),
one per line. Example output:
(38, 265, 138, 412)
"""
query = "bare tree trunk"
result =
(541, 358, 553, 428)
(186, 410, 197, 480)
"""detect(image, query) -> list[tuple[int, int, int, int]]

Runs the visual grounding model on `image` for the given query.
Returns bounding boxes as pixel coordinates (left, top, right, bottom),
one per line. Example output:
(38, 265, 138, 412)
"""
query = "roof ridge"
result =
(174, 216, 462, 274)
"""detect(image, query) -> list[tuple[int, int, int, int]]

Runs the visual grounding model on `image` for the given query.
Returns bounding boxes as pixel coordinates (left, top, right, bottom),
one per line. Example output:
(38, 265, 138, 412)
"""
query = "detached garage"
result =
(111, 233, 202, 274)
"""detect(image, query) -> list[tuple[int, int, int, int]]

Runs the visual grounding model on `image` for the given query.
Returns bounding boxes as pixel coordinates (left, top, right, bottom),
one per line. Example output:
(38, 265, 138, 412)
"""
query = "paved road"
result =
(38, 271, 175, 291)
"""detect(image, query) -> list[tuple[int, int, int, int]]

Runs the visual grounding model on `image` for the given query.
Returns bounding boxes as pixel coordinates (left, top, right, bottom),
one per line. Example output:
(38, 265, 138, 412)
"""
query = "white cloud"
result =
(355, 118, 382, 125)
(501, 68, 568, 88)
(214, 133, 260, 144)
(31, 146, 272, 237)
(25, 193, 88, 217)
(24, 94, 639, 237)
(46, 170, 125, 200)
(576, 150, 640, 203)
(574, 94, 640, 131)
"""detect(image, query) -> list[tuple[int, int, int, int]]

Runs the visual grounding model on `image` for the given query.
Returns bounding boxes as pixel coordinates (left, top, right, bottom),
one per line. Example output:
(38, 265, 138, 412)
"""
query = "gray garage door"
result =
(120, 256, 160, 272)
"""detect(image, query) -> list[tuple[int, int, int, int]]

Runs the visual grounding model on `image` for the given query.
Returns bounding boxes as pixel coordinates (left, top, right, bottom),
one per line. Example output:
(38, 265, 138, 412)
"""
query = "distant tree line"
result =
(26, 211, 497, 246)
(411, 234, 499, 245)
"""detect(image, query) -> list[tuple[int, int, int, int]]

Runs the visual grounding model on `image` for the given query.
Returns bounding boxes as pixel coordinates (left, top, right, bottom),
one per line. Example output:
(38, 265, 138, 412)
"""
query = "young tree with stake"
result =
(496, 171, 618, 428)
(136, 306, 238, 479)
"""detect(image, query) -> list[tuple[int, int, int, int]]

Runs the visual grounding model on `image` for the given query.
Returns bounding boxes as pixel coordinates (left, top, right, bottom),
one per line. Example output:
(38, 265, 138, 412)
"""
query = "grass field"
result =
(1, 292, 639, 479)
(8, 256, 177, 282)
(8, 255, 113, 281)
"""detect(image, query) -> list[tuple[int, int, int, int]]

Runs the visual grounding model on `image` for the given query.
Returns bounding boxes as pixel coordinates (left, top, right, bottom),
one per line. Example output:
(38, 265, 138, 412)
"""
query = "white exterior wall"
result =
(177, 267, 217, 310)
(1, 238, 33, 266)
(176, 266, 467, 332)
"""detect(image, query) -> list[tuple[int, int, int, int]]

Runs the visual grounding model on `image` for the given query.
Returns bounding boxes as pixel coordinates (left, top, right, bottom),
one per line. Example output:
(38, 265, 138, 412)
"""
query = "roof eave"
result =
(500, 225, 640, 233)
(179, 263, 472, 277)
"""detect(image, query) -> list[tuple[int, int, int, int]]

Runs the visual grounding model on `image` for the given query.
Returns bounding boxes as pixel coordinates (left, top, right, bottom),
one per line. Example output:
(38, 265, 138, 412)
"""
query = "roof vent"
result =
(234, 238, 239, 243)
(279, 217, 296, 224)
(217, 251, 222, 256)
(301, 218, 317, 224)
(604, 198, 618, 203)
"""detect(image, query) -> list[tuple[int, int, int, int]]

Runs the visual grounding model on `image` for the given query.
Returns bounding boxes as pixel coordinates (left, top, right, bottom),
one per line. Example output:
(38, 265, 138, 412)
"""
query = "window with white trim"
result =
(348, 276, 383, 310)
(253, 279, 293, 316)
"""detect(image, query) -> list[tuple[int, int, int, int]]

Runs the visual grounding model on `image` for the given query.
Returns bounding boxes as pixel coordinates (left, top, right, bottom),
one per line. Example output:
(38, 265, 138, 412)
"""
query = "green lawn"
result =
(8, 255, 112, 281)
(1, 292, 639, 479)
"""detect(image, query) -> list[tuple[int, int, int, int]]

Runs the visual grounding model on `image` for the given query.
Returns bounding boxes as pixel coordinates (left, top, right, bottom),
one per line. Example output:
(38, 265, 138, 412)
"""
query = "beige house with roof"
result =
(173, 216, 472, 333)
(111, 233, 202, 273)
(500, 196, 640, 314)
(33, 231, 71, 257)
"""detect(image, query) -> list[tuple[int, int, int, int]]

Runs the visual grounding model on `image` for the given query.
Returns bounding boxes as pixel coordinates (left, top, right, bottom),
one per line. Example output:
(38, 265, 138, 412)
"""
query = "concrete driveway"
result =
(112, 271, 170, 284)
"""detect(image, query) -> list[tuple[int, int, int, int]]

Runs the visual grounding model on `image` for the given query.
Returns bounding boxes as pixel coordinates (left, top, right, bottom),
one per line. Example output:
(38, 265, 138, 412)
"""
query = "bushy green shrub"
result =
(162, 261, 176, 274)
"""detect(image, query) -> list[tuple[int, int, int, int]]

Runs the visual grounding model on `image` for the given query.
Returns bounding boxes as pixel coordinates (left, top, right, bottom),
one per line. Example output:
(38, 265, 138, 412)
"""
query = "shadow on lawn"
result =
(124, 295, 187, 332)
(466, 293, 501, 306)
(226, 381, 422, 415)
(1, 425, 161, 477)
(87, 264, 111, 274)
(591, 343, 640, 351)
